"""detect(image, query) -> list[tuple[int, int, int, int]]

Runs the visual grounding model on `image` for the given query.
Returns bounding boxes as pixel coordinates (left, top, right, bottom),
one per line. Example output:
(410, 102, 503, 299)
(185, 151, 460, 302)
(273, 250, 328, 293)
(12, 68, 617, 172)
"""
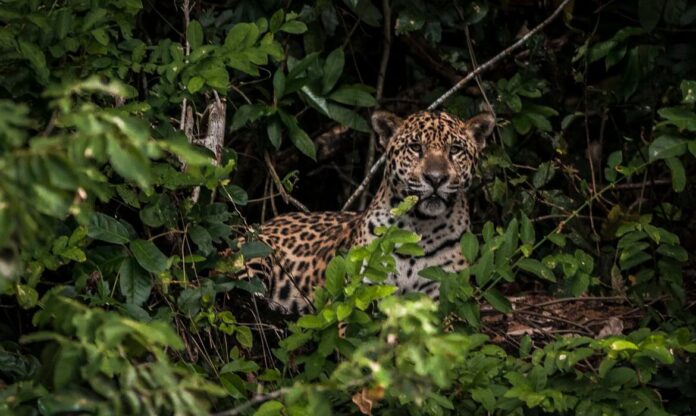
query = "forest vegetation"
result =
(0, 0, 695, 415)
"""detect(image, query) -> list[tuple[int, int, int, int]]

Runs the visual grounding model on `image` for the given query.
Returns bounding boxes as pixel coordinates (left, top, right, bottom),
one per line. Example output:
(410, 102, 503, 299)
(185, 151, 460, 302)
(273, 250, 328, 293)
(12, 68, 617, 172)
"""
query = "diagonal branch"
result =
(264, 151, 309, 213)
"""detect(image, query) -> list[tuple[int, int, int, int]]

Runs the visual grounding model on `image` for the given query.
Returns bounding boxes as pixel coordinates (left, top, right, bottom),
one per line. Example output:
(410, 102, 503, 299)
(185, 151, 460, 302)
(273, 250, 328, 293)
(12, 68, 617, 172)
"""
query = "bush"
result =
(1, 1, 695, 415)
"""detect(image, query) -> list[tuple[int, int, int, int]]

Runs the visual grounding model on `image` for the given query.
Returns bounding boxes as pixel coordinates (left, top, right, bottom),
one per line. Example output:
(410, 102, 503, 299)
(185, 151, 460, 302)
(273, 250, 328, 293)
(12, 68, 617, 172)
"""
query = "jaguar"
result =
(246, 110, 495, 314)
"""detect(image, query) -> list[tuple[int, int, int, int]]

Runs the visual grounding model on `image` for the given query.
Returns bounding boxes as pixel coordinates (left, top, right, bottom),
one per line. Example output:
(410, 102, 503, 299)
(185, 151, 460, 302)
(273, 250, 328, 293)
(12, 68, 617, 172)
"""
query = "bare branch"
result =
(264, 151, 309, 213)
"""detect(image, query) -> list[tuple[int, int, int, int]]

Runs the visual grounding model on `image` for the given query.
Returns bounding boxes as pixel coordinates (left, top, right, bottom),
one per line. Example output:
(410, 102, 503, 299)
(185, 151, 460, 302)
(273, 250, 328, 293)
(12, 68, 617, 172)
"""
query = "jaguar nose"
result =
(423, 171, 448, 188)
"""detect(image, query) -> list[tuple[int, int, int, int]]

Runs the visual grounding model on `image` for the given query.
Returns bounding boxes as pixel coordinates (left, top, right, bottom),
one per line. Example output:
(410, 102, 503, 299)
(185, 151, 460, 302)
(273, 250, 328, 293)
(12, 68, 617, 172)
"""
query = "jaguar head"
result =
(371, 110, 495, 218)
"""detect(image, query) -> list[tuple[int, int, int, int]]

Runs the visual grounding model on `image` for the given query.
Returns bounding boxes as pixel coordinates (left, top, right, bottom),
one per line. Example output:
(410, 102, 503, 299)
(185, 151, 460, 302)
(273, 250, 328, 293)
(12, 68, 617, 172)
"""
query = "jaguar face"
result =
(372, 110, 495, 217)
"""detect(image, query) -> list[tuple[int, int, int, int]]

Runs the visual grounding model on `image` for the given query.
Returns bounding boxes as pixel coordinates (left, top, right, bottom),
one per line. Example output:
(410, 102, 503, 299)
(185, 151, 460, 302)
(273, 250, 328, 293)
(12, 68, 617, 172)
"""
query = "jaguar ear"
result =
(466, 112, 496, 151)
(371, 111, 403, 150)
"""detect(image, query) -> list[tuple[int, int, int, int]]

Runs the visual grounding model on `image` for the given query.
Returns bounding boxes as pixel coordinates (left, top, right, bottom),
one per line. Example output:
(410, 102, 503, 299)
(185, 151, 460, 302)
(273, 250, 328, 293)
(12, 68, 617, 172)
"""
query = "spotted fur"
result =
(246, 110, 495, 314)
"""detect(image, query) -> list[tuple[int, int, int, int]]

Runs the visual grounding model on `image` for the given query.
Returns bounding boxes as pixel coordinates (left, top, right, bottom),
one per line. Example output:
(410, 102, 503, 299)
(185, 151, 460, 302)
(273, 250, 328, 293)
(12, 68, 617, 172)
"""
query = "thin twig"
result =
(342, 0, 572, 210)
(264, 151, 309, 213)
(342, 154, 386, 210)
(611, 179, 671, 190)
(358, 0, 392, 210)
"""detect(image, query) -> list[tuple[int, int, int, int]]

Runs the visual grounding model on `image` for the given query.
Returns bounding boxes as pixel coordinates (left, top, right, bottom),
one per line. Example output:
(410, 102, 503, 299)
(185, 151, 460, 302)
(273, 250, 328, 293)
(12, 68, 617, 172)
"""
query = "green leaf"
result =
(517, 258, 556, 282)
(460, 232, 479, 263)
(18, 41, 49, 83)
(325, 257, 346, 296)
(325, 103, 370, 132)
(107, 139, 151, 189)
(297, 314, 328, 329)
(225, 23, 258, 50)
(273, 69, 286, 99)
(253, 400, 284, 416)
(130, 239, 168, 273)
(160, 136, 212, 166)
(649, 135, 688, 161)
(532, 161, 555, 188)
(279, 111, 316, 160)
(329, 86, 377, 107)
(236, 326, 253, 349)
(267, 119, 282, 149)
(187, 20, 204, 49)
(88, 213, 131, 244)
(279, 20, 307, 34)
(322, 48, 344, 94)
(471, 387, 496, 411)
(610, 340, 638, 351)
(665, 157, 686, 192)
(241, 241, 273, 258)
(288, 127, 316, 160)
(658, 107, 696, 131)
(118, 258, 152, 306)
(231, 104, 267, 131)
(621, 48, 640, 99)
(269, 10, 285, 32)
(187, 76, 205, 93)
(190, 225, 214, 255)
(483, 288, 512, 313)
(223, 184, 248, 206)
(520, 214, 535, 245)
(16, 284, 39, 309)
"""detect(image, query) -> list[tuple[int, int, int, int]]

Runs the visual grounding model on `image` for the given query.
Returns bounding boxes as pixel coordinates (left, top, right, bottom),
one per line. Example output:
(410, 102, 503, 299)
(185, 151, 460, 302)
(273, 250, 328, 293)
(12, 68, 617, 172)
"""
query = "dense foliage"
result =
(1, 0, 695, 415)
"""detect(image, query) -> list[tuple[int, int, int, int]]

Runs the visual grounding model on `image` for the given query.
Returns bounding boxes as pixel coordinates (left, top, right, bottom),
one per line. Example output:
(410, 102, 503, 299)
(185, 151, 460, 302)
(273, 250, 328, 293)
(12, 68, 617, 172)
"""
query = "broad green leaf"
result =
(231, 104, 267, 131)
(187, 20, 204, 49)
(279, 20, 307, 34)
(610, 340, 638, 351)
(190, 225, 214, 255)
(325, 257, 346, 296)
(665, 157, 686, 192)
(236, 326, 253, 349)
(322, 48, 344, 94)
(18, 41, 49, 83)
(130, 239, 168, 273)
(16, 284, 39, 309)
(269, 10, 285, 32)
(88, 213, 131, 244)
(532, 161, 555, 188)
(187, 76, 205, 93)
(273, 69, 285, 99)
(325, 103, 370, 132)
(253, 400, 284, 416)
(266, 118, 282, 149)
(107, 139, 151, 189)
(517, 258, 556, 282)
(223, 184, 248, 205)
(241, 241, 273, 258)
(160, 136, 212, 166)
(288, 126, 316, 160)
(118, 257, 152, 306)
(460, 232, 479, 263)
(483, 288, 512, 313)
(520, 214, 535, 245)
(658, 107, 696, 131)
(329, 86, 377, 107)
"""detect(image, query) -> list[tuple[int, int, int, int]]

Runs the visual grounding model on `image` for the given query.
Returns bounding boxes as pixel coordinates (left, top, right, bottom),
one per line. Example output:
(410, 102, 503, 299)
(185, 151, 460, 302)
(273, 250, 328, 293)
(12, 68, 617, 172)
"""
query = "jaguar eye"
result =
(450, 144, 466, 155)
(407, 142, 422, 154)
